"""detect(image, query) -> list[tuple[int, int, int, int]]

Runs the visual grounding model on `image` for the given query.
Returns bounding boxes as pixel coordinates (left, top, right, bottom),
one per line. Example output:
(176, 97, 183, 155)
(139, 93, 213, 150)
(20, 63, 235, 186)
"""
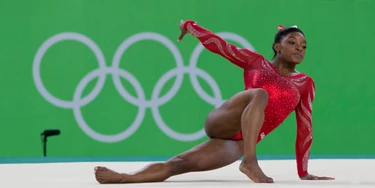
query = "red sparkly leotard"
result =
(184, 21, 315, 178)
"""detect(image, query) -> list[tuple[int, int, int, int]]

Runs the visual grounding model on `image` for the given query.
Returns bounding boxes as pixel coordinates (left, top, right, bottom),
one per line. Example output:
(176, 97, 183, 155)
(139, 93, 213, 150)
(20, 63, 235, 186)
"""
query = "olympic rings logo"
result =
(32, 32, 255, 143)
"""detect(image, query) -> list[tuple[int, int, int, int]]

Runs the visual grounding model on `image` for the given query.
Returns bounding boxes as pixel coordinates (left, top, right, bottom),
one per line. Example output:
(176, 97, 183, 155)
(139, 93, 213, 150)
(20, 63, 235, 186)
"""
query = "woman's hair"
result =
(272, 27, 305, 59)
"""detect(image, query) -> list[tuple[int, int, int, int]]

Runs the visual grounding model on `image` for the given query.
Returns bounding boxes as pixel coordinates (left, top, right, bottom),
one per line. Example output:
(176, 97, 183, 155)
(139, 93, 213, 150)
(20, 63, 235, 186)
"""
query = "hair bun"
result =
(278, 24, 298, 32)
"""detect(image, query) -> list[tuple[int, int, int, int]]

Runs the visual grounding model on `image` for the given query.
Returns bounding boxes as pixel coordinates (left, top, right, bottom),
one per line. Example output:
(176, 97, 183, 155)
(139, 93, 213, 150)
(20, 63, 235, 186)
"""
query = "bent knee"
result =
(248, 88, 268, 106)
(252, 88, 268, 100)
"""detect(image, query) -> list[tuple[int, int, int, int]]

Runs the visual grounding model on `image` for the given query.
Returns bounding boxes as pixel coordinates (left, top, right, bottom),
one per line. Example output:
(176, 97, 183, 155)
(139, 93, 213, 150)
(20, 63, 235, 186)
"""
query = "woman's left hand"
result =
(300, 174, 335, 180)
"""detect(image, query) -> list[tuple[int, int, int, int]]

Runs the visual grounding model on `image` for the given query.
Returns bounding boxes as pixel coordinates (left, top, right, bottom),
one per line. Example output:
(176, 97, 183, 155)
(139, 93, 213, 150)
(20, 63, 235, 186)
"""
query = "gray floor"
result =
(1, 159, 374, 187)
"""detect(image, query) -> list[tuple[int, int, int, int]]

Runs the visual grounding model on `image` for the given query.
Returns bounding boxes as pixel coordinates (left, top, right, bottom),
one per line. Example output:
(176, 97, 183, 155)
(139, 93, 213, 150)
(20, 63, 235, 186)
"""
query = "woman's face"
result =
(275, 32, 307, 64)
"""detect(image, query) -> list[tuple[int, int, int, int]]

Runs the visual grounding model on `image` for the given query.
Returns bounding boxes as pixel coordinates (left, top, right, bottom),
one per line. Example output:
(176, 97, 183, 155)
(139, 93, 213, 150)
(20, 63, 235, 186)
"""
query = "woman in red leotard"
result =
(94, 20, 335, 184)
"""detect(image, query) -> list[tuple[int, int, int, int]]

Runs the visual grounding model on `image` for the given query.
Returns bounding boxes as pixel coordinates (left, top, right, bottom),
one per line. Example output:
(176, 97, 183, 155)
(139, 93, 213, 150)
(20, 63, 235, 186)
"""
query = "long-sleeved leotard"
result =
(183, 20, 316, 178)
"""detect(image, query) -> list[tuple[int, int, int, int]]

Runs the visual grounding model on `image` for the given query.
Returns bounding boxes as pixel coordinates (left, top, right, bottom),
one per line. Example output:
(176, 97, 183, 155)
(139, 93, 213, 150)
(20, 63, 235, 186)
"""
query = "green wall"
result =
(1, 0, 374, 159)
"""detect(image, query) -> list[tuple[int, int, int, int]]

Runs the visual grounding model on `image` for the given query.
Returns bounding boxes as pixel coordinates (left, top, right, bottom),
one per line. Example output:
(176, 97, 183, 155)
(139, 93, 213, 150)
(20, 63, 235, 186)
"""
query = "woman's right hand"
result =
(177, 20, 190, 42)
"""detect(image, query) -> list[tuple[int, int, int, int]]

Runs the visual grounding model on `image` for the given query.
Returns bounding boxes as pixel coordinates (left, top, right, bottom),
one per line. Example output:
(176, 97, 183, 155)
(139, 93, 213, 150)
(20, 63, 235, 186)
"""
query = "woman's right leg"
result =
(94, 138, 244, 184)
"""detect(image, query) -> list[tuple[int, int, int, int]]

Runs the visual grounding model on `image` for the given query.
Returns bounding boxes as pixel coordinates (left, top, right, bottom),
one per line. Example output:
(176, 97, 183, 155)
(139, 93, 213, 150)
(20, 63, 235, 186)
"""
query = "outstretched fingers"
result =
(177, 20, 189, 42)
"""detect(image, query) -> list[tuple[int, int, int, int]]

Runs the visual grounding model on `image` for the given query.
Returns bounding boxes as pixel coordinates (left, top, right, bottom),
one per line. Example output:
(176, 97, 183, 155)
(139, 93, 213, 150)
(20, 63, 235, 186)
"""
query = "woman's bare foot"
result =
(94, 166, 129, 184)
(239, 160, 274, 183)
